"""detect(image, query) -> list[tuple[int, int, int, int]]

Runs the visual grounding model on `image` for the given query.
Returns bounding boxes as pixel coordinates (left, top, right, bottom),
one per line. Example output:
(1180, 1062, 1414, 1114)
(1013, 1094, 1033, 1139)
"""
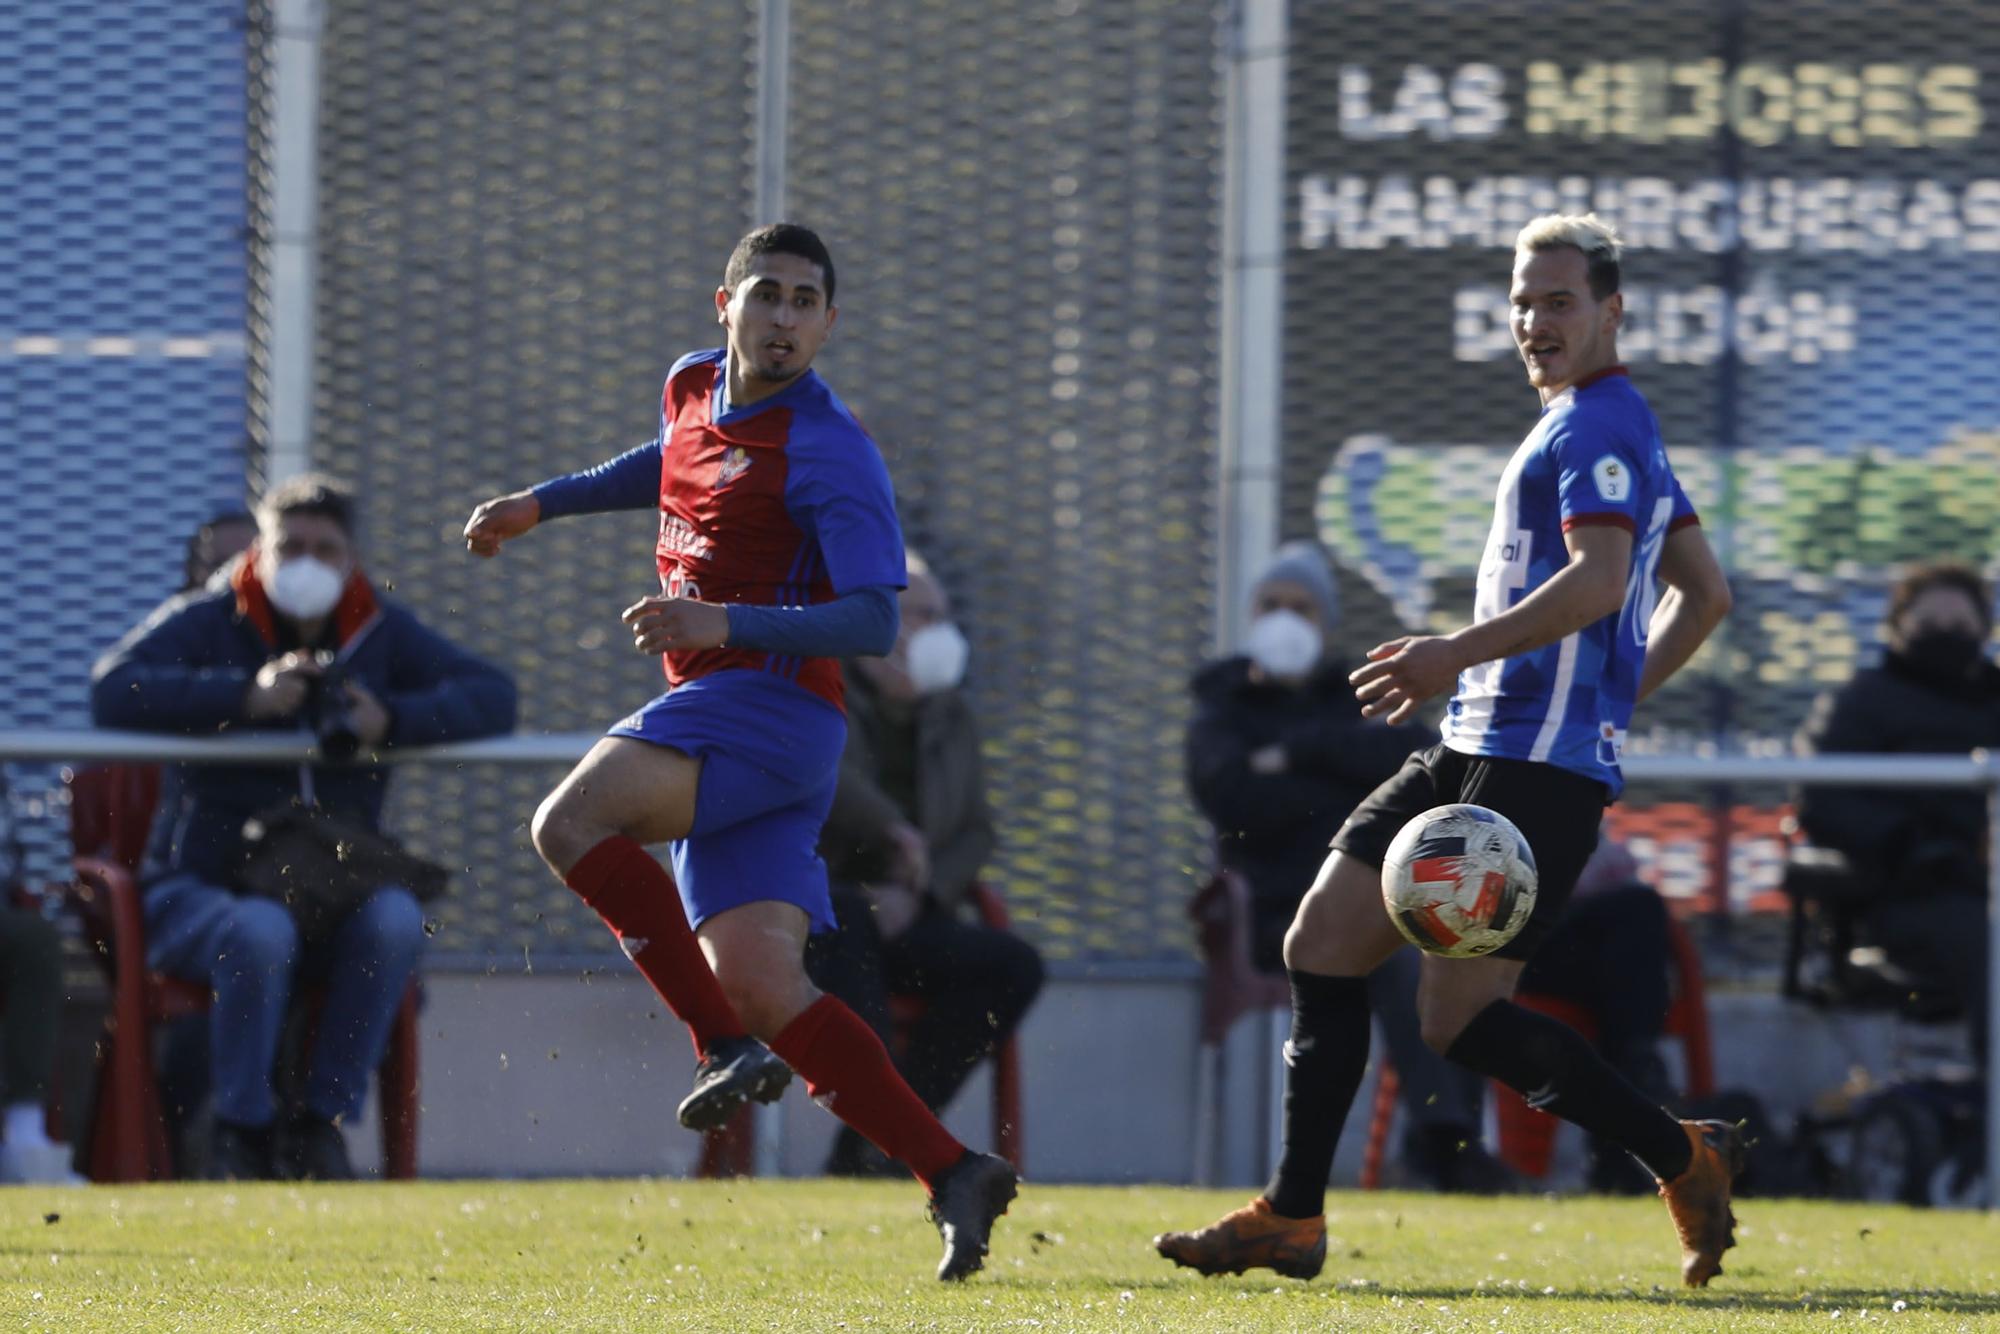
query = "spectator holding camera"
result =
(1795, 560, 2000, 1075)
(91, 475, 516, 1179)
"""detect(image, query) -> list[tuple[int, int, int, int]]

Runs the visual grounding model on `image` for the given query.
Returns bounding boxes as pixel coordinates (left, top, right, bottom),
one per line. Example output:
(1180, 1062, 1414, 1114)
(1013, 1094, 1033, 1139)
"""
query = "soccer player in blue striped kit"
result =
(464, 224, 1015, 1281)
(1158, 214, 1740, 1287)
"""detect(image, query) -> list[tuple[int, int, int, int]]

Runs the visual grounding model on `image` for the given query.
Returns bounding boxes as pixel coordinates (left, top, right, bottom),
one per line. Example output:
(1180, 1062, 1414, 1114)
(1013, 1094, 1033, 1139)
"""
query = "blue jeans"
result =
(144, 875, 426, 1128)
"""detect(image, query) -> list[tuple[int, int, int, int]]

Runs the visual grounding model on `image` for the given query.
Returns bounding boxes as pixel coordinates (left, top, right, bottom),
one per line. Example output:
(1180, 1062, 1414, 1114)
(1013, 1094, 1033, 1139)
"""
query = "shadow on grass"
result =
(991, 1274, 2000, 1317)
(1373, 1284, 2000, 1316)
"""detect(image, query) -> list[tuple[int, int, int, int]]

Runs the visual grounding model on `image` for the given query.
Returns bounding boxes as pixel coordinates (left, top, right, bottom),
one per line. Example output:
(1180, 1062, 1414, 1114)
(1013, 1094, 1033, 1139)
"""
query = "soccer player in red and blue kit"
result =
(1158, 215, 1741, 1288)
(463, 224, 1015, 1281)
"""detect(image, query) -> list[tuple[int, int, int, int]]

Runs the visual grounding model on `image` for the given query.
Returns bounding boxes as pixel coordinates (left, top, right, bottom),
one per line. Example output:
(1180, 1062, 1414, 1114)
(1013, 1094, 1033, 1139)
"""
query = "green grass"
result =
(6, 1180, 2000, 1331)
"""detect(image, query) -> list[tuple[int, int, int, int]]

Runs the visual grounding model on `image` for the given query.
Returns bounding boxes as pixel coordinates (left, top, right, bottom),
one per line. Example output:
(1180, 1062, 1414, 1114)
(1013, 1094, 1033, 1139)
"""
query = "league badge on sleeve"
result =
(1591, 455, 1630, 501)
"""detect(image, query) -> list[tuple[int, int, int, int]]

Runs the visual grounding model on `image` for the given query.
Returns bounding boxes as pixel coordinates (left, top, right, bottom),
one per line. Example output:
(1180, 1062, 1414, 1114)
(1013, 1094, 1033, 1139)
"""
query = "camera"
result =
(309, 650, 364, 762)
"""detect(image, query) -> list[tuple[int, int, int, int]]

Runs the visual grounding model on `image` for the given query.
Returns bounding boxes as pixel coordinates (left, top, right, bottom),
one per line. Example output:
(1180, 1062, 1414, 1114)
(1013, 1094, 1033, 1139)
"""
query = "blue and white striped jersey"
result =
(1439, 367, 1698, 795)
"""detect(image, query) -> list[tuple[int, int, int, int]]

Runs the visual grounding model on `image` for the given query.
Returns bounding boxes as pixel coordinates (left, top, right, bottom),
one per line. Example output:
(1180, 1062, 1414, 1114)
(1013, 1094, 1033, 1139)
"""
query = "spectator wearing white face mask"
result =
(91, 474, 516, 1181)
(1186, 541, 1516, 1193)
(808, 551, 1044, 1176)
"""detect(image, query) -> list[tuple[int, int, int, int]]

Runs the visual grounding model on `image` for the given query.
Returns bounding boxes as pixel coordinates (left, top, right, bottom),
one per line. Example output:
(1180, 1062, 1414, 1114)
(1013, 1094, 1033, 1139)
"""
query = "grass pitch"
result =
(5, 1179, 1999, 1331)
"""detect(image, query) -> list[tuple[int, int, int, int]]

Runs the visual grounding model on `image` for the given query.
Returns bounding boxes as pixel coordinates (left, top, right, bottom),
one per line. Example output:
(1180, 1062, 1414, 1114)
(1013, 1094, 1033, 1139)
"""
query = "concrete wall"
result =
(334, 970, 1967, 1187)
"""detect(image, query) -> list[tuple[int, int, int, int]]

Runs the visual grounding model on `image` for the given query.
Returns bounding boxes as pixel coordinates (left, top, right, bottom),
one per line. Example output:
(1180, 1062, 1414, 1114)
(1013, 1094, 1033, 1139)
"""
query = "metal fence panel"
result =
(1, 0, 249, 886)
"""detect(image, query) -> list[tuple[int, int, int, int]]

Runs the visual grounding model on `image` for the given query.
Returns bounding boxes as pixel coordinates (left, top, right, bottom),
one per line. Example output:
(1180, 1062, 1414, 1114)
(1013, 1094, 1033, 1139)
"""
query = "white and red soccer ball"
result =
(1381, 804, 1538, 958)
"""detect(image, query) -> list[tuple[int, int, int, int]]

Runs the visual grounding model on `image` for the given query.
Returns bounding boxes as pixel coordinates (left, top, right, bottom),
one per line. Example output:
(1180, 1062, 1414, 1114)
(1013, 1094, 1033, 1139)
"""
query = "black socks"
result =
(1263, 971, 1372, 1220)
(1446, 999, 1693, 1182)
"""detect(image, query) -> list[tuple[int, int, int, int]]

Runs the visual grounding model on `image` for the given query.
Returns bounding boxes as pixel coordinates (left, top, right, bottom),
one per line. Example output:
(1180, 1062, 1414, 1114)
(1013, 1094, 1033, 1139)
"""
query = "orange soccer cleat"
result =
(1153, 1197, 1327, 1280)
(1657, 1118, 1747, 1287)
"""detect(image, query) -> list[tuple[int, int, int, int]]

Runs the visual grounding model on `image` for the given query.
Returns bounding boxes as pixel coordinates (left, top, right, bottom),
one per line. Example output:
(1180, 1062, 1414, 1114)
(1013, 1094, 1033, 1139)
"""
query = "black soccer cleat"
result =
(675, 1037, 793, 1132)
(927, 1151, 1019, 1281)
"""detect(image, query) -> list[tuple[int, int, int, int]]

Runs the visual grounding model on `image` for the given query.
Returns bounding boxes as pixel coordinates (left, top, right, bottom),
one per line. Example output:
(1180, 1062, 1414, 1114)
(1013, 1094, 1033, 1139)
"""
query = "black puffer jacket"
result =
(1795, 650, 2000, 894)
(1186, 656, 1423, 968)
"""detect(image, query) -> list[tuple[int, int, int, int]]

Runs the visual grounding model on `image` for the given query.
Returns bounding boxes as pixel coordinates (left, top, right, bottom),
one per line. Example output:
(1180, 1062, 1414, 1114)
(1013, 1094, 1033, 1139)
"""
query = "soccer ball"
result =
(1381, 804, 1538, 958)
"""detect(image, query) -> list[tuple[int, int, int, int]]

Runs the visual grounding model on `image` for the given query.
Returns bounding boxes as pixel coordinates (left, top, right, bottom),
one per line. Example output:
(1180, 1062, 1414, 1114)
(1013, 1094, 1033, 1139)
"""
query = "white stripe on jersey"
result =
(1528, 630, 1579, 762)
(1443, 439, 1532, 753)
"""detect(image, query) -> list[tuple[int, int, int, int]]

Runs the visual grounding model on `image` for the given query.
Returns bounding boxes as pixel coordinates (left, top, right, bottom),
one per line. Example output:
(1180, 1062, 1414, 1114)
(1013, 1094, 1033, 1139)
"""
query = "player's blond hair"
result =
(1515, 212, 1622, 299)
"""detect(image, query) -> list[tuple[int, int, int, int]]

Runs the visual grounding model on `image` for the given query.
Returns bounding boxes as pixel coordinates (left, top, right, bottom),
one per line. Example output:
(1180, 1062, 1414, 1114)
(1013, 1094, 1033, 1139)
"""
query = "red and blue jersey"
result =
(651, 348, 906, 710)
(1440, 367, 1699, 794)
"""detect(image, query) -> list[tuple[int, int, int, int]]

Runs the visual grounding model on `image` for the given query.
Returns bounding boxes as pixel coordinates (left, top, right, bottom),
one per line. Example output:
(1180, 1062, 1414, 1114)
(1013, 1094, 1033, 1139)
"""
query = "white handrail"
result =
(0, 728, 599, 766)
(5, 730, 1996, 1206)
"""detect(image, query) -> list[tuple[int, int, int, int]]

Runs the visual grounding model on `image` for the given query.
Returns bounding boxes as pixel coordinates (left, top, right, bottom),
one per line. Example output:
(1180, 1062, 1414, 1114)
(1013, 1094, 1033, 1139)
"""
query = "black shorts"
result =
(1329, 743, 1610, 962)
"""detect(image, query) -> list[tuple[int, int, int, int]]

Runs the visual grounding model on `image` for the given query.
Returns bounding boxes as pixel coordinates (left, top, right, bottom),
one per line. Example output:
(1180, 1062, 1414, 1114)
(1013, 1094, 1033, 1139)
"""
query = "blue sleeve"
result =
(784, 425, 907, 594)
(1550, 412, 1646, 534)
(1668, 471, 1700, 529)
(90, 595, 256, 733)
(531, 441, 660, 519)
(725, 586, 899, 658)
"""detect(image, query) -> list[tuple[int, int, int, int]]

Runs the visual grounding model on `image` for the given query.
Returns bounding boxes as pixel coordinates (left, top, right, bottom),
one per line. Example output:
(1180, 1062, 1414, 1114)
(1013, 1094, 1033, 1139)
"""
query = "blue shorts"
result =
(607, 669, 847, 932)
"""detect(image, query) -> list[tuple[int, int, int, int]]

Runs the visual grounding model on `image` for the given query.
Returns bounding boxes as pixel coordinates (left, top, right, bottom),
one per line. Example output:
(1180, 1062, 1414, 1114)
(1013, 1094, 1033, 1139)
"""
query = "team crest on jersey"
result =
(715, 446, 752, 487)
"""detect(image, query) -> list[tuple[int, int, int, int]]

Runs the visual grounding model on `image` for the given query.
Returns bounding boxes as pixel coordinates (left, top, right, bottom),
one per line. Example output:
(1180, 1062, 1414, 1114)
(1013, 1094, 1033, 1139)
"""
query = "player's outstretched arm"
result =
(463, 490, 541, 557)
(463, 440, 664, 557)
(1636, 523, 1732, 702)
(1352, 525, 1630, 724)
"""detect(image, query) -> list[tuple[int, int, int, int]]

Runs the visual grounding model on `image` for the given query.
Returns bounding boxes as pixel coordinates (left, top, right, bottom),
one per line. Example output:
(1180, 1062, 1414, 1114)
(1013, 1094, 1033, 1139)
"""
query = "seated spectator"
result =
(1516, 833, 1677, 1193)
(809, 552, 1044, 1177)
(90, 474, 516, 1180)
(157, 509, 272, 1156)
(1795, 559, 2000, 1075)
(0, 793, 83, 1183)
(182, 509, 257, 591)
(1186, 541, 1511, 1193)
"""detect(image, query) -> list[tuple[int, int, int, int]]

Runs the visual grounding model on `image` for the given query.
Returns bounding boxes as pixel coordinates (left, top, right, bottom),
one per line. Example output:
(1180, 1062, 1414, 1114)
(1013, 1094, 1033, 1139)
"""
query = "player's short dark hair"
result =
(256, 472, 358, 538)
(1886, 560, 1992, 632)
(725, 223, 836, 304)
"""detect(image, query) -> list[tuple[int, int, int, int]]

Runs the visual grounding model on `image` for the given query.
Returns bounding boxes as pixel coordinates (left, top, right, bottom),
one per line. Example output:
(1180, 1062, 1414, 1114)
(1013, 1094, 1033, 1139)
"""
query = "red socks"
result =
(567, 839, 966, 1187)
(772, 996, 966, 1189)
(564, 836, 745, 1059)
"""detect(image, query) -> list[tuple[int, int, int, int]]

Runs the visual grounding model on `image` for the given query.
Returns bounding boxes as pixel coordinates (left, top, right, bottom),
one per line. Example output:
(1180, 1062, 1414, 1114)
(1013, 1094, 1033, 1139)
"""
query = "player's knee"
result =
(1281, 917, 1329, 973)
(711, 956, 816, 1039)
(531, 789, 599, 875)
(1282, 899, 1352, 974)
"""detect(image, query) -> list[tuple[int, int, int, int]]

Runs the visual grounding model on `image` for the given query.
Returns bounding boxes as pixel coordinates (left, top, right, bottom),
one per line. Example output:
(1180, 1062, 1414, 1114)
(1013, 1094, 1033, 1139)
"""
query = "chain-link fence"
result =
(297, 1, 1222, 965)
(22, 3, 1994, 960)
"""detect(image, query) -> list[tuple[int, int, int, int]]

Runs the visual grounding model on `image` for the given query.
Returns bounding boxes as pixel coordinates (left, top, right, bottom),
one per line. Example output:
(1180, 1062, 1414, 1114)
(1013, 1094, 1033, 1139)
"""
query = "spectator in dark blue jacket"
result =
(1187, 542, 1513, 1193)
(91, 475, 516, 1180)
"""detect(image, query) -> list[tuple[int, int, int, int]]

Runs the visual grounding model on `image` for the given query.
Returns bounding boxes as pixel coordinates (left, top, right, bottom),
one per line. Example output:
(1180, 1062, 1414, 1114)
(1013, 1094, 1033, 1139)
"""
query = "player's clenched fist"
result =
(463, 491, 542, 557)
(622, 595, 731, 654)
